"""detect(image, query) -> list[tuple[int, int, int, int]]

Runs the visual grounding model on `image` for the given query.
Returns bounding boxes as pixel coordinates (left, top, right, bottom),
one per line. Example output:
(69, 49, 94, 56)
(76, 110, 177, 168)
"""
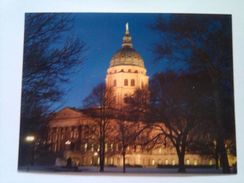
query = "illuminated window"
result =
(97, 145, 100, 151)
(91, 144, 94, 152)
(105, 143, 108, 152)
(186, 159, 190, 165)
(111, 144, 114, 152)
(110, 157, 114, 164)
(194, 160, 198, 166)
(165, 159, 169, 165)
(84, 143, 88, 152)
(113, 80, 116, 87)
(124, 79, 128, 86)
(131, 79, 135, 86)
(209, 160, 213, 166)
(152, 159, 155, 166)
(172, 159, 176, 166)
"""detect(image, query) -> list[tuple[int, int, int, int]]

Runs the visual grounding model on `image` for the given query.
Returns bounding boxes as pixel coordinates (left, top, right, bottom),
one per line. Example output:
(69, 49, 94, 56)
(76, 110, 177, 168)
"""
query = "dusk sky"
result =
(51, 13, 187, 110)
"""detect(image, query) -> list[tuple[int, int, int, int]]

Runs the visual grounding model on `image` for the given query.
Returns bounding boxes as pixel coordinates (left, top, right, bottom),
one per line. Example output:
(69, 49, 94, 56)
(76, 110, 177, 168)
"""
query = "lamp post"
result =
(25, 135, 35, 169)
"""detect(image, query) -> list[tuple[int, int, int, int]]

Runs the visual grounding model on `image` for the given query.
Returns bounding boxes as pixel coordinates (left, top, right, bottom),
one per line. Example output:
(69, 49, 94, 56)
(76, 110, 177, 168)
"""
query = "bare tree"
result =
(151, 14, 235, 173)
(83, 83, 115, 172)
(19, 13, 86, 166)
(149, 72, 210, 172)
(114, 87, 150, 173)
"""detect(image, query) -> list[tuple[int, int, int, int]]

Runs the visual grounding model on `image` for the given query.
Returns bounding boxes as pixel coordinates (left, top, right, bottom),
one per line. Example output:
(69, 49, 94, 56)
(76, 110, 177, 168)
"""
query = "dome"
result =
(109, 23, 145, 68)
(110, 47, 145, 68)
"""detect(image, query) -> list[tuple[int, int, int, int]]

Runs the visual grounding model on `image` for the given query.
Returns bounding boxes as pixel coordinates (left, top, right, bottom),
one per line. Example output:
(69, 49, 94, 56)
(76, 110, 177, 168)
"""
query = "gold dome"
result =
(110, 47, 145, 68)
(109, 23, 145, 68)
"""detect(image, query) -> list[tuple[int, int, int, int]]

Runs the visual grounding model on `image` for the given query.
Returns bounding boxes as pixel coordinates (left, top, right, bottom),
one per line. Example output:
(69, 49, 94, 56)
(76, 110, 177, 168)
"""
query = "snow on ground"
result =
(19, 165, 224, 174)
(78, 166, 222, 174)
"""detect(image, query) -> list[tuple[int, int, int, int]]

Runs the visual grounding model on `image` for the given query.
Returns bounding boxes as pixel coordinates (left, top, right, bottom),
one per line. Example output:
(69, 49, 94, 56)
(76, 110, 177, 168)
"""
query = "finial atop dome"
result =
(126, 22, 129, 34)
(122, 22, 132, 48)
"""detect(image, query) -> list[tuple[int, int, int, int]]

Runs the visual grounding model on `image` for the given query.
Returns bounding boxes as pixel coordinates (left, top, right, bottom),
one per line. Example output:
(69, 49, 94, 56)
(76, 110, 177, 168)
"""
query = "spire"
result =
(125, 22, 129, 34)
(122, 22, 132, 48)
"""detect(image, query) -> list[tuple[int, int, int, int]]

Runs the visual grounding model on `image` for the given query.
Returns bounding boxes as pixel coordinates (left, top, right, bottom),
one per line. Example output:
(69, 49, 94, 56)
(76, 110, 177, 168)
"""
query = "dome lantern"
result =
(122, 22, 133, 48)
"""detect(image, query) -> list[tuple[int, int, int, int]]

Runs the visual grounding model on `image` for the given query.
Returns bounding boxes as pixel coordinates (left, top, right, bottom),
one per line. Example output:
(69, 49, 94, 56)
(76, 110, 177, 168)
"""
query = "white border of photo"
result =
(0, 0, 243, 183)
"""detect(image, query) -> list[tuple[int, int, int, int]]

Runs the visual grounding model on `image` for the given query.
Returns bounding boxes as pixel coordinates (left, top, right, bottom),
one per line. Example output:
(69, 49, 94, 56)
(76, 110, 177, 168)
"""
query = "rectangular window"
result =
(124, 79, 128, 86)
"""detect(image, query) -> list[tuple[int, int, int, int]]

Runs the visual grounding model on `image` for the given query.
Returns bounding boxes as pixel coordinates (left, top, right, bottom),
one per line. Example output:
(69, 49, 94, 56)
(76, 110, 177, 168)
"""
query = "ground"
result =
(19, 165, 227, 174)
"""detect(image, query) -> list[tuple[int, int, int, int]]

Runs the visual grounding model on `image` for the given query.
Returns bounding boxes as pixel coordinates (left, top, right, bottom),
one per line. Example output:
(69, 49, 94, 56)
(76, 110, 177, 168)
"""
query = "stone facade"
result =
(48, 108, 213, 167)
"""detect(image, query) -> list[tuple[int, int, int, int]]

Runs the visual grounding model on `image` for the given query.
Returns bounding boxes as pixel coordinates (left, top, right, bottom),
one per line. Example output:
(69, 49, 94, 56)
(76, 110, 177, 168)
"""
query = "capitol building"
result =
(48, 23, 219, 168)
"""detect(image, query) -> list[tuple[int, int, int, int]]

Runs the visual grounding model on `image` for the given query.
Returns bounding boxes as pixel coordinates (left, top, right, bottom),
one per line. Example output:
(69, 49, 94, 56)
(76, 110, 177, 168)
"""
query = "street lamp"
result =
(25, 135, 35, 168)
(25, 135, 35, 142)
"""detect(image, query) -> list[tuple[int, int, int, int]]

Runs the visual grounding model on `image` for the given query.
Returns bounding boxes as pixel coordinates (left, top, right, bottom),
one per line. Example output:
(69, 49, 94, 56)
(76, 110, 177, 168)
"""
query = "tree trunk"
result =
(212, 77, 230, 173)
(99, 140, 104, 172)
(177, 152, 186, 173)
(215, 146, 219, 169)
(99, 121, 105, 172)
(219, 137, 230, 173)
(215, 154, 219, 169)
(122, 149, 126, 173)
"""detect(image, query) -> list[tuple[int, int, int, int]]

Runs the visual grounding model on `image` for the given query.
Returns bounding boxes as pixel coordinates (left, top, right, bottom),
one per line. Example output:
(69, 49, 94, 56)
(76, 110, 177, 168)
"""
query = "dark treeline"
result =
(147, 14, 235, 173)
(19, 13, 86, 166)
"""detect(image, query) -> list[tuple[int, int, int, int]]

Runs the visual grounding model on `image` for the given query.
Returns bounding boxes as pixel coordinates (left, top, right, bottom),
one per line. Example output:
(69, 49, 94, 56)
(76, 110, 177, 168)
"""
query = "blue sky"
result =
(54, 13, 183, 110)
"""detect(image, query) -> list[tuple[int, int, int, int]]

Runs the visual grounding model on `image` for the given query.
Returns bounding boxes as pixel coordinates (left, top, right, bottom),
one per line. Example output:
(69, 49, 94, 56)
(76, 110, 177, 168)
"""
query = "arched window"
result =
(135, 70, 138, 73)
(131, 79, 135, 86)
(121, 69, 124, 72)
(113, 80, 116, 87)
(124, 79, 128, 86)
